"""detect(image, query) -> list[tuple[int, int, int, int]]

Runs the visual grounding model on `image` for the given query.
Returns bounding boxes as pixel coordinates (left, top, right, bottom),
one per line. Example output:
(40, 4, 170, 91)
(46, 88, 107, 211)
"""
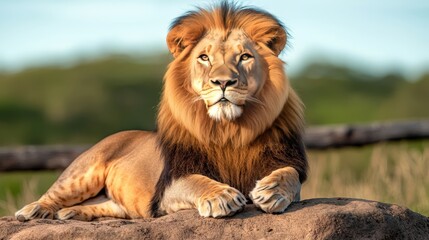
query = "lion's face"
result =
(190, 29, 264, 121)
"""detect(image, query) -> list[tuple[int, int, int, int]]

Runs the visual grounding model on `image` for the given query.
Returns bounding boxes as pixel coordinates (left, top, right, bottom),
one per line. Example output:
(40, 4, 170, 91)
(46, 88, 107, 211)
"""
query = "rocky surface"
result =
(1, 198, 428, 240)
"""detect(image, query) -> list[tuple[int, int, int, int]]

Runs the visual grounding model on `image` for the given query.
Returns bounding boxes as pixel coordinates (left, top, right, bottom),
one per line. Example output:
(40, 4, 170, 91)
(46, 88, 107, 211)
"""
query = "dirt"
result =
(1, 198, 428, 240)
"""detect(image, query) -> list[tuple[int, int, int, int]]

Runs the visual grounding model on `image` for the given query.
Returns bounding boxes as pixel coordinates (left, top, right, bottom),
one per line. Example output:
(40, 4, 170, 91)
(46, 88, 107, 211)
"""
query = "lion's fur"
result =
(15, 2, 308, 221)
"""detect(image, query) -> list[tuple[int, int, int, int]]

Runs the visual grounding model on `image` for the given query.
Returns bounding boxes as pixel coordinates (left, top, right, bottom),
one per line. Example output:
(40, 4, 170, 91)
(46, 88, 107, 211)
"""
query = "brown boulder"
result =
(1, 198, 428, 239)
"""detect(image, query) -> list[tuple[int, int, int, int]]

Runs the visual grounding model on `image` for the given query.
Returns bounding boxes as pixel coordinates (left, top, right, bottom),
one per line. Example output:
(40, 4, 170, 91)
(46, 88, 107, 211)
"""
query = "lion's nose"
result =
(210, 79, 238, 91)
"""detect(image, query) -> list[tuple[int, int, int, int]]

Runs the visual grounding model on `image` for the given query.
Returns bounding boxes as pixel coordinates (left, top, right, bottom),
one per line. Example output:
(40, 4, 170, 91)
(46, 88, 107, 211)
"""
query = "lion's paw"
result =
(15, 201, 55, 222)
(56, 207, 92, 221)
(249, 175, 300, 214)
(197, 186, 246, 218)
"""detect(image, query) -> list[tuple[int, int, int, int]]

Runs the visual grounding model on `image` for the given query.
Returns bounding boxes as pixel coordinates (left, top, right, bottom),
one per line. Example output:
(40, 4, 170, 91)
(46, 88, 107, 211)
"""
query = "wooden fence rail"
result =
(1, 119, 429, 171)
(304, 119, 429, 149)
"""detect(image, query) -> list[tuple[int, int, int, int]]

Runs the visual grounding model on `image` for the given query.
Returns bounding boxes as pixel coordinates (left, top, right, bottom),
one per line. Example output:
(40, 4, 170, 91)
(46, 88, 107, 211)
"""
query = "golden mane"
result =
(157, 2, 304, 148)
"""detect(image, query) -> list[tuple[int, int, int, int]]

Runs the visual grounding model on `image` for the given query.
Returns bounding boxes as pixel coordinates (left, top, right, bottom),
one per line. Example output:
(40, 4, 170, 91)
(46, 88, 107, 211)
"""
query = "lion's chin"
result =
(207, 102, 243, 121)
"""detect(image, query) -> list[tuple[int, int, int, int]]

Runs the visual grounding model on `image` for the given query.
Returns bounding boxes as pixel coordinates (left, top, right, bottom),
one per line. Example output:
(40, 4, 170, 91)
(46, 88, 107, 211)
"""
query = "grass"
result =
(302, 141, 429, 216)
(1, 141, 428, 216)
(0, 171, 60, 216)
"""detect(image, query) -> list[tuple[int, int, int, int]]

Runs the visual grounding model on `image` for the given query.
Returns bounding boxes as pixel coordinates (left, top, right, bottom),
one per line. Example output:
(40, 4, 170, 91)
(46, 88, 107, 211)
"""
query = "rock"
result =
(1, 198, 428, 240)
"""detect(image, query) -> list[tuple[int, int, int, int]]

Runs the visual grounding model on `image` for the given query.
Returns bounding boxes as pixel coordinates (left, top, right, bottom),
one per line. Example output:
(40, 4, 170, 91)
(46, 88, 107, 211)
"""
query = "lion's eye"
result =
(198, 54, 209, 61)
(240, 53, 253, 61)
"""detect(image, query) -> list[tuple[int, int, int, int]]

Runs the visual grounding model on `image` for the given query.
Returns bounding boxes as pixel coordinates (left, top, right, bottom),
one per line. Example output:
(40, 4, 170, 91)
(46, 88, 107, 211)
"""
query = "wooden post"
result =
(0, 145, 88, 171)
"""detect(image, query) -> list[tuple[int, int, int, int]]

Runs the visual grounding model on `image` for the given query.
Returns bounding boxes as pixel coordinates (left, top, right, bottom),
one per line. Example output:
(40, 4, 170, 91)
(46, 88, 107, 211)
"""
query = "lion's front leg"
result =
(160, 174, 247, 218)
(249, 167, 301, 214)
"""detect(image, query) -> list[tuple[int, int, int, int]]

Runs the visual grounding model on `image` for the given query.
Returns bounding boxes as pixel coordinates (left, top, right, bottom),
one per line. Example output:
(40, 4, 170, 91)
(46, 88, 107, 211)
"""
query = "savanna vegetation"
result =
(1, 54, 428, 146)
(0, 54, 428, 216)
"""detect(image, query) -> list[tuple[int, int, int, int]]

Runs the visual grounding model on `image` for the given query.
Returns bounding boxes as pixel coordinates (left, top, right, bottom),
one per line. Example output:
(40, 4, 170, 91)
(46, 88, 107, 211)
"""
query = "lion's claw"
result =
(249, 172, 300, 214)
(15, 202, 55, 222)
(197, 187, 246, 218)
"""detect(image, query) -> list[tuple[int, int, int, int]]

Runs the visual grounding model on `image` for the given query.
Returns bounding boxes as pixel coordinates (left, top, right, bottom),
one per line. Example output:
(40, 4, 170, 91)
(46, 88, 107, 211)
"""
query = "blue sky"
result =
(1, 0, 428, 77)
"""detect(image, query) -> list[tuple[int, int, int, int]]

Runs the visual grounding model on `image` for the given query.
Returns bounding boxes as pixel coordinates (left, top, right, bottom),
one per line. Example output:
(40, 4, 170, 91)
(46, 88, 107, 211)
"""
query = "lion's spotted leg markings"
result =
(249, 167, 301, 213)
(56, 195, 128, 220)
(161, 174, 246, 218)
(15, 152, 106, 222)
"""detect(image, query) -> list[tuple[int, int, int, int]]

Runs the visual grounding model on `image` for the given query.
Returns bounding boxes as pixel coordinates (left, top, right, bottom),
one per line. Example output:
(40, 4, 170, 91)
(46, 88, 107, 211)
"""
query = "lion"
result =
(15, 2, 307, 221)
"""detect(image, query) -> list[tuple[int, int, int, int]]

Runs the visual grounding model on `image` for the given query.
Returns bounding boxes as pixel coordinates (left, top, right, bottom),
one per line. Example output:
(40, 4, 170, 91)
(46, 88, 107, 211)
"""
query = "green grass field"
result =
(303, 141, 429, 216)
(0, 171, 60, 216)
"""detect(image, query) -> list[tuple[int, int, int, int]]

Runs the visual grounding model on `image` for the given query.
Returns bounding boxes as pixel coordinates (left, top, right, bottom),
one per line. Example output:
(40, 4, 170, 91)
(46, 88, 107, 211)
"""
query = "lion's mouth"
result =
(209, 97, 231, 107)
(218, 97, 229, 103)
(204, 95, 244, 121)
(205, 94, 245, 110)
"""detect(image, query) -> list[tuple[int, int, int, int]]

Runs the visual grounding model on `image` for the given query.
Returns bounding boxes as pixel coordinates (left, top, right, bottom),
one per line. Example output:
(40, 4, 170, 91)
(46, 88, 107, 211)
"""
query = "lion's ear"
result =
(264, 26, 287, 56)
(167, 21, 205, 58)
(244, 18, 287, 56)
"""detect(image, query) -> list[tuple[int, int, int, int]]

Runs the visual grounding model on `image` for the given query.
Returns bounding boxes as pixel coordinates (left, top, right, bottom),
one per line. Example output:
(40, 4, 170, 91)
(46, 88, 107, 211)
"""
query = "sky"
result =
(1, 0, 428, 77)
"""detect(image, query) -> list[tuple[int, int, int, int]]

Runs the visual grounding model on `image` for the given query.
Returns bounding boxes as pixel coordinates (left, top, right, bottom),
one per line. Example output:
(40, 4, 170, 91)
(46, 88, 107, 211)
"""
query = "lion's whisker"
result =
(192, 96, 204, 104)
(246, 96, 265, 106)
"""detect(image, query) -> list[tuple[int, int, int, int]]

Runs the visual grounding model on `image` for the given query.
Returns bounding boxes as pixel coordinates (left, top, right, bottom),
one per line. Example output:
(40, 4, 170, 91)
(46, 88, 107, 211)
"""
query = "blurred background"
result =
(1, 0, 428, 216)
